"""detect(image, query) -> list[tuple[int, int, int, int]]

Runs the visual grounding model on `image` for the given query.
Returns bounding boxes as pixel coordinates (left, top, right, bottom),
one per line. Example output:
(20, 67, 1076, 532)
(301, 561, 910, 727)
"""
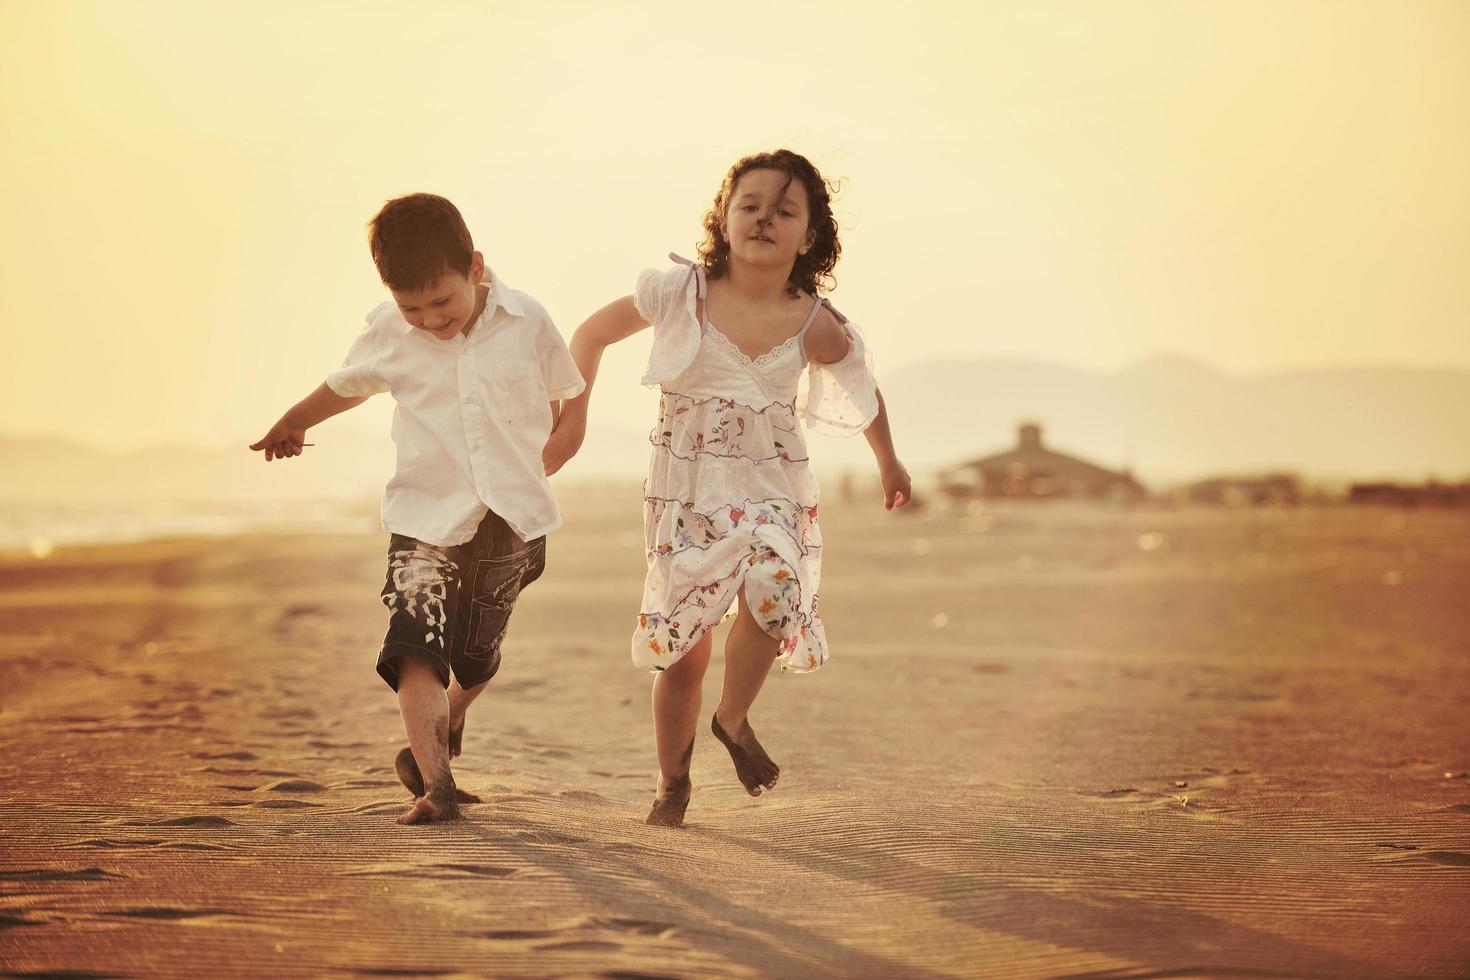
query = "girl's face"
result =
(724, 168, 814, 273)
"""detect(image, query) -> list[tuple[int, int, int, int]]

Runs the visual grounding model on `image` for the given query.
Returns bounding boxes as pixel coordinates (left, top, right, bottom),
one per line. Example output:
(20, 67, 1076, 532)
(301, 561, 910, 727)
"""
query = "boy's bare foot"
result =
(712, 710, 779, 797)
(394, 747, 481, 803)
(646, 773, 692, 828)
(397, 785, 462, 825)
(448, 718, 466, 758)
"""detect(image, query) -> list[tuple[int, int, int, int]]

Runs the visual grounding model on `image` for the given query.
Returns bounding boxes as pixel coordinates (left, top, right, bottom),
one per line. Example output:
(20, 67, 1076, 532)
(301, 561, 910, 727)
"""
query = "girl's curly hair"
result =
(697, 149, 841, 297)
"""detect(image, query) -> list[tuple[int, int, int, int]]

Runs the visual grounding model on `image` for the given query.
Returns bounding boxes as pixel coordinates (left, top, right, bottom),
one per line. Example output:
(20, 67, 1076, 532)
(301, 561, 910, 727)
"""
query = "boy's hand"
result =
(542, 421, 584, 476)
(250, 420, 308, 461)
(880, 459, 912, 511)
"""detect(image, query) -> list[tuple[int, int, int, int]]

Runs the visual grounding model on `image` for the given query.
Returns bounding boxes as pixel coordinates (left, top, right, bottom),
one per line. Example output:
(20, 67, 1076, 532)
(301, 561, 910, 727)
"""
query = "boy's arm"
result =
(864, 388, 911, 511)
(542, 295, 649, 475)
(250, 382, 367, 461)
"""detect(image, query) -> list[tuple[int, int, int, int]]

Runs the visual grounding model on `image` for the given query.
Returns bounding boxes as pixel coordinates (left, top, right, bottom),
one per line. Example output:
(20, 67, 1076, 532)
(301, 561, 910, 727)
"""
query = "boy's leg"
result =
(396, 658, 462, 825)
(446, 677, 489, 758)
(377, 534, 466, 821)
(712, 590, 782, 797)
(393, 676, 486, 803)
(445, 523, 542, 750)
(397, 675, 488, 798)
(647, 632, 712, 828)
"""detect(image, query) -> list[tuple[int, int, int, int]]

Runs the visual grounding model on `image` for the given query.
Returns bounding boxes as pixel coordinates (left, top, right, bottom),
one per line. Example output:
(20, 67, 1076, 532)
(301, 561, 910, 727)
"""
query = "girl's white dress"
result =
(631, 254, 879, 673)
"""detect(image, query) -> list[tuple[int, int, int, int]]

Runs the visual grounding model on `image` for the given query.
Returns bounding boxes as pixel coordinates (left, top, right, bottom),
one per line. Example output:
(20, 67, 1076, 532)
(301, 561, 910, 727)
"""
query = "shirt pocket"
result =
(490, 360, 547, 424)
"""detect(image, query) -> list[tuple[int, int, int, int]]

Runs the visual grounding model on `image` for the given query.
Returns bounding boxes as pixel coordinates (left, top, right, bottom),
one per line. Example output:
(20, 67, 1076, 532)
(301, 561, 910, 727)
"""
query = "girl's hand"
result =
(250, 420, 308, 461)
(880, 459, 912, 511)
(542, 419, 584, 476)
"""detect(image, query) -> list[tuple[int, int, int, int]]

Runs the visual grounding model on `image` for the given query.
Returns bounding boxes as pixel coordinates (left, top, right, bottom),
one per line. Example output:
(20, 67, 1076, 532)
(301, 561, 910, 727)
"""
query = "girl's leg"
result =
(712, 590, 782, 796)
(647, 632, 712, 827)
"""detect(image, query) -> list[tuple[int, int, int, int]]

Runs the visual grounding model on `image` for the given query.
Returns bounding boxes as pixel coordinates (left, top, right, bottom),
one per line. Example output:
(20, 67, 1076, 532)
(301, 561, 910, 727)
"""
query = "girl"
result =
(546, 150, 910, 827)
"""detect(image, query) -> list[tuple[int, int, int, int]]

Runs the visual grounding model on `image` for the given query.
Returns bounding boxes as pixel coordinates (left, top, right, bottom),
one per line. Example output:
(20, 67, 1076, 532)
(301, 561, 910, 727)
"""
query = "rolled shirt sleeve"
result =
(325, 304, 391, 398)
(536, 318, 586, 401)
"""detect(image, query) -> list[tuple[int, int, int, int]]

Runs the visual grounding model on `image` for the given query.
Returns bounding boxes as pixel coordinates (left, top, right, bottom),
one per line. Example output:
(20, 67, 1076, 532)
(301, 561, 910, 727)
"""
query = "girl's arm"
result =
(864, 388, 911, 510)
(808, 309, 911, 510)
(542, 296, 650, 475)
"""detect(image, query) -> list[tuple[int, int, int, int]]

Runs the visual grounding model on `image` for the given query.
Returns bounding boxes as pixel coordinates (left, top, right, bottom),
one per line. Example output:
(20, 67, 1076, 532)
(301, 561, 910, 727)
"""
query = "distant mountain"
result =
(805, 353, 1470, 485)
(3, 355, 1466, 501)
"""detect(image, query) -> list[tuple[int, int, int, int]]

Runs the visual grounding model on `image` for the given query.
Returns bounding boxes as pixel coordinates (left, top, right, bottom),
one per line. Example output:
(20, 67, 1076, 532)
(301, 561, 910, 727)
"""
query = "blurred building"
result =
(939, 423, 1147, 501)
(1182, 473, 1300, 507)
(1348, 481, 1470, 508)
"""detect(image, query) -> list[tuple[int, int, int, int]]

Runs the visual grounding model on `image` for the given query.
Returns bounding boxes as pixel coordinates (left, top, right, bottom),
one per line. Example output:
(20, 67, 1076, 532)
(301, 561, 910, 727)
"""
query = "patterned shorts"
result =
(376, 510, 546, 691)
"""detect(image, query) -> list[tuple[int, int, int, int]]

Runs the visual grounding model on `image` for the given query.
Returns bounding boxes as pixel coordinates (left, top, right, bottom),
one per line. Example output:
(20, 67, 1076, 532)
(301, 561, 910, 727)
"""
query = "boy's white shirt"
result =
(325, 269, 585, 547)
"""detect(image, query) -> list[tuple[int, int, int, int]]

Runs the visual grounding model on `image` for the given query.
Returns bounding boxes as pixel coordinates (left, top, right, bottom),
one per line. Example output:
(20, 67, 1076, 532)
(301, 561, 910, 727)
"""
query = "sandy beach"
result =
(2, 489, 1467, 978)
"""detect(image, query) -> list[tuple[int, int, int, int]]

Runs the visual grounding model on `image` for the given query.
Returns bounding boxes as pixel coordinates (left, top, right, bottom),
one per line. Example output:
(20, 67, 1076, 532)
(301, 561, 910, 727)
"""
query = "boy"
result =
(250, 193, 584, 824)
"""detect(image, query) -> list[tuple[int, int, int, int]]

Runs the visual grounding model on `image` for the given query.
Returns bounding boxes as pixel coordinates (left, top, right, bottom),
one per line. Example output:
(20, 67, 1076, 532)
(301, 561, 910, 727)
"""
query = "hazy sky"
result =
(2, 0, 1467, 451)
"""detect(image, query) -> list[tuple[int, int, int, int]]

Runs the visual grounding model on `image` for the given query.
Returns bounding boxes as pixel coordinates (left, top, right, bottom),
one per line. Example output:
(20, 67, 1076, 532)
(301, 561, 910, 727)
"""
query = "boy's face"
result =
(390, 251, 485, 340)
(724, 168, 814, 272)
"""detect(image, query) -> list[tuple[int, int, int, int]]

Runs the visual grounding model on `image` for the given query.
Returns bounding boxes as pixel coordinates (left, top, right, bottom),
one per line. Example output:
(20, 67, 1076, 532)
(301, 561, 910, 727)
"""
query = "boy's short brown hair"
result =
(368, 193, 475, 292)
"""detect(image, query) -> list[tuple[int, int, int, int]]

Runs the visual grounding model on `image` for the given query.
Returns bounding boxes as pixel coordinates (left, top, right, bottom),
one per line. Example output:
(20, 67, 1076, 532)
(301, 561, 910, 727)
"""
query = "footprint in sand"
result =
(513, 829, 588, 846)
(1422, 851, 1470, 867)
(0, 868, 125, 882)
(253, 799, 322, 809)
(495, 678, 548, 695)
(590, 917, 679, 937)
(558, 790, 609, 803)
(432, 864, 519, 879)
(482, 929, 555, 940)
(337, 863, 519, 880)
(519, 918, 681, 955)
(260, 779, 327, 793)
(346, 802, 405, 816)
(536, 941, 623, 952)
(132, 815, 235, 828)
(1085, 768, 1256, 817)
(191, 750, 258, 761)
(105, 907, 247, 921)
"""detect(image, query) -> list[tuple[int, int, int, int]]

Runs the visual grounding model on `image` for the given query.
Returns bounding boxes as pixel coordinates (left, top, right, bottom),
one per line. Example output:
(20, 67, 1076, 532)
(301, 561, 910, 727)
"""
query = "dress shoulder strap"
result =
(669, 252, 707, 301)
(817, 297, 849, 326)
(795, 293, 825, 340)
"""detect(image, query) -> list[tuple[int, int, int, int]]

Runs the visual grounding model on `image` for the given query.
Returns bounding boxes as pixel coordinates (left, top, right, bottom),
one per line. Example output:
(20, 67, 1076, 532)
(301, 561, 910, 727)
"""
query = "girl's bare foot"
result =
(711, 710, 779, 797)
(397, 785, 462, 825)
(394, 747, 481, 803)
(646, 773, 692, 828)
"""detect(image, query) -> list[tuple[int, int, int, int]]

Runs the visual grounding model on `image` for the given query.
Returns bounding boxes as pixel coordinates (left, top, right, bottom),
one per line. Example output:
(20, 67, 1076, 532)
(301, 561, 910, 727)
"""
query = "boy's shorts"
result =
(375, 509, 546, 691)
